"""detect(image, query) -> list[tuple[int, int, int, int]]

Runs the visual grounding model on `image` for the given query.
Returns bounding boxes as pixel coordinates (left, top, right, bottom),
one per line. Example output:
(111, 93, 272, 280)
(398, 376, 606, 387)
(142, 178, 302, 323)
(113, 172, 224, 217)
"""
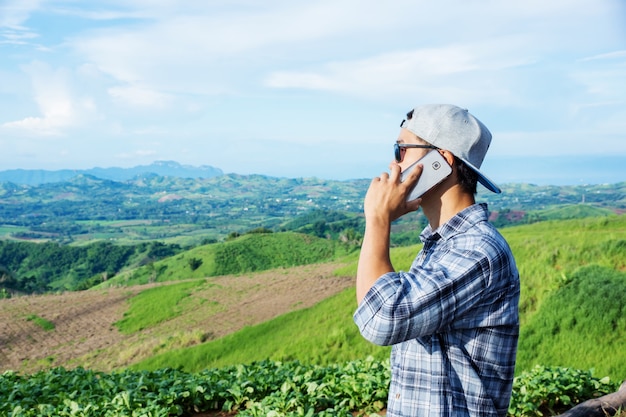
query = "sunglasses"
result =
(394, 143, 438, 162)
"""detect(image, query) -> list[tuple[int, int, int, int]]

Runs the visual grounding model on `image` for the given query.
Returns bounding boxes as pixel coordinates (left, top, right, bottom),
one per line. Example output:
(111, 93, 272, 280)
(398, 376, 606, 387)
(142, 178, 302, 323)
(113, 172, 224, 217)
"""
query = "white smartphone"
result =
(400, 150, 452, 201)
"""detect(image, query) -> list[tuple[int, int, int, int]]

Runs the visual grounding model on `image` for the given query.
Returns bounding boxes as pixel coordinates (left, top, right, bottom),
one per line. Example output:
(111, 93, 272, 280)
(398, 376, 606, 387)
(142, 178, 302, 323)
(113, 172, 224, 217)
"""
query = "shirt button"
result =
(396, 393, 401, 399)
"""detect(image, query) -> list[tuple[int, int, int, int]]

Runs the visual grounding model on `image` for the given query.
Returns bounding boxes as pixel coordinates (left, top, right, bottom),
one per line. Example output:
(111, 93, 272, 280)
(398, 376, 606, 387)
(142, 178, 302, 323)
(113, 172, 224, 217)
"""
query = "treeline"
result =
(278, 209, 364, 243)
(0, 240, 183, 296)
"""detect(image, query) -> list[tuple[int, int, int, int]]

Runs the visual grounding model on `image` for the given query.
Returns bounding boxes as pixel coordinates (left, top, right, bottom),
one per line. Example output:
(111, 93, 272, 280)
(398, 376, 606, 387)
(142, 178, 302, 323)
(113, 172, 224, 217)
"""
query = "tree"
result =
(188, 257, 203, 271)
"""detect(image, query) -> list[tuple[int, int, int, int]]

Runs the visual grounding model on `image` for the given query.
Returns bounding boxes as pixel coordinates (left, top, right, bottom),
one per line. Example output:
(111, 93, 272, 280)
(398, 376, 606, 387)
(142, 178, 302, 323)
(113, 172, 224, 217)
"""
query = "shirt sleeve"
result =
(353, 247, 490, 346)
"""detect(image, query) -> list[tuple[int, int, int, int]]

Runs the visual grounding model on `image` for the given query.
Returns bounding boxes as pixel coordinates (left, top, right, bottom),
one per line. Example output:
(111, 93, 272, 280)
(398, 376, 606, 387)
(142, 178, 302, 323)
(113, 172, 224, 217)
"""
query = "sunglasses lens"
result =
(394, 144, 402, 162)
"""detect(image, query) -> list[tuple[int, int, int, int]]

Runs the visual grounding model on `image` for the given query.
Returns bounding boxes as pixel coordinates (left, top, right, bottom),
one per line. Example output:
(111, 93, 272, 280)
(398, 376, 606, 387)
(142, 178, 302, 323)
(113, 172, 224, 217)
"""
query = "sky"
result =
(1, 0, 625, 186)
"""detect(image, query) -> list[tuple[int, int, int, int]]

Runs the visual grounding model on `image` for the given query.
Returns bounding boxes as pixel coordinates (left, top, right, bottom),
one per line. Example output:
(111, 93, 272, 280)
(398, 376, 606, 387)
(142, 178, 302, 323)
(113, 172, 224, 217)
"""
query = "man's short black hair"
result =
(455, 157, 478, 195)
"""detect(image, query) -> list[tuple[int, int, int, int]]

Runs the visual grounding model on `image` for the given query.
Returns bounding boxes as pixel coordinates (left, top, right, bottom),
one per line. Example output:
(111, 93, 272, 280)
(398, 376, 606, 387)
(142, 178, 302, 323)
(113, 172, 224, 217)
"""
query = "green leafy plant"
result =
(0, 359, 389, 417)
(508, 365, 619, 416)
(2, 361, 622, 417)
(26, 314, 55, 331)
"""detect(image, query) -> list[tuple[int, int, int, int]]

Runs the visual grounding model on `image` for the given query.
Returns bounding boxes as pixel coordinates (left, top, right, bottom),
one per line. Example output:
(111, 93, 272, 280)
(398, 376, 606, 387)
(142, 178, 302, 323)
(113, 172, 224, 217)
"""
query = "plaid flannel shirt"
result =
(354, 203, 520, 417)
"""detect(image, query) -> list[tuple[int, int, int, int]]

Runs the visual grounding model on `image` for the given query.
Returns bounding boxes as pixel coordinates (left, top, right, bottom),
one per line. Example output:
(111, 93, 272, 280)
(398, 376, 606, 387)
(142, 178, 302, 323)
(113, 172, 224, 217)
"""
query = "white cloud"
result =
(580, 50, 626, 62)
(0, 0, 45, 51)
(493, 126, 625, 157)
(116, 149, 157, 159)
(108, 85, 171, 108)
(265, 37, 536, 106)
(0, 29, 38, 45)
(2, 61, 98, 135)
(51, 0, 623, 106)
(568, 50, 626, 116)
(0, 0, 42, 29)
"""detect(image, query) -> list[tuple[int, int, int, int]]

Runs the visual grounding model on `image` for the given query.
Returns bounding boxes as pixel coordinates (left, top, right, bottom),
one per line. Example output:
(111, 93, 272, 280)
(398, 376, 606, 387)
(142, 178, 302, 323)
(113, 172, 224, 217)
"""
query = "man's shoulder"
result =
(447, 207, 512, 254)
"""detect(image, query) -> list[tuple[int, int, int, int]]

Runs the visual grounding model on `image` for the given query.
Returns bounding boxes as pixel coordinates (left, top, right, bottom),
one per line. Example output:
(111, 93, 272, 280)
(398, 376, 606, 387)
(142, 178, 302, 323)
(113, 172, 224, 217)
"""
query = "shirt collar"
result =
(420, 203, 489, 243)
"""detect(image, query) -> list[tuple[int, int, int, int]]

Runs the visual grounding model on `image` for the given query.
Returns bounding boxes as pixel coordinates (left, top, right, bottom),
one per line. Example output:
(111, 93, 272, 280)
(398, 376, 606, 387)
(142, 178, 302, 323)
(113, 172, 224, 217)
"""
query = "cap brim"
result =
(461, 158, 501, 194)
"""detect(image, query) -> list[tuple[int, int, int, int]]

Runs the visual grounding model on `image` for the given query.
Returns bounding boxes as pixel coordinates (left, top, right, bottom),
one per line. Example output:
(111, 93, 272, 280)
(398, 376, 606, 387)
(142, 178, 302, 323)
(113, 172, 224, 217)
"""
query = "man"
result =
(353, 104, 520, 417)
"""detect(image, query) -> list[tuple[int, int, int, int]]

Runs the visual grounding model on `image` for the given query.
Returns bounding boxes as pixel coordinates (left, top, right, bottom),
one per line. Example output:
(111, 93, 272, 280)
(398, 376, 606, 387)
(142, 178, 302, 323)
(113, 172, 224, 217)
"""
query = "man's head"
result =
(399, 104, 501, 194)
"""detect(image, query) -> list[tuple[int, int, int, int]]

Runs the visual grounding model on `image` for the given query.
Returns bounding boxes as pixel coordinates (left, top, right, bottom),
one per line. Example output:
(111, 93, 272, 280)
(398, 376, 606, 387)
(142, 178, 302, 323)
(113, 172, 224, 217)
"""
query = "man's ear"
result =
(440, 150, 455, 166)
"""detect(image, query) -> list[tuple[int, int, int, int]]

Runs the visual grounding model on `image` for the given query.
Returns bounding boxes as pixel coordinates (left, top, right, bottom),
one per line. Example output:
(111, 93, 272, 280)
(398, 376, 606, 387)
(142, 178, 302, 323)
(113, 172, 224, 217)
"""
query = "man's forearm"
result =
(356, 217, 394, 304)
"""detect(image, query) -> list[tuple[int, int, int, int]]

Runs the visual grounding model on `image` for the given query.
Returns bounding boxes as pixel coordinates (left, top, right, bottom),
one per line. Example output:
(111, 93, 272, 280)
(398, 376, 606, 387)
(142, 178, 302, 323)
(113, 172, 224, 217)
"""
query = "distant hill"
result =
(0, 161, 223, 185)
(526, 204, 616, 221)
(0, 168, 623, 246)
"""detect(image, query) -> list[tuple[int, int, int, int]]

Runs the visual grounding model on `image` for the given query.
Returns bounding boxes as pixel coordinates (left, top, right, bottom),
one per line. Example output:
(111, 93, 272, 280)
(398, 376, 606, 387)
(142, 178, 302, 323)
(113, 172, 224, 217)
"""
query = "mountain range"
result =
(0, 161, 223, 185)
(2, 156, 625, 187)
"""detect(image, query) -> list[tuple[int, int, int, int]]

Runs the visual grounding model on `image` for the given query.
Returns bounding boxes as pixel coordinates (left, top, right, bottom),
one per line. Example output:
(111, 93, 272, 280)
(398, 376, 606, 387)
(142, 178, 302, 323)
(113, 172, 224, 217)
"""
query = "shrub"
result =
(188, 257, 203, 271)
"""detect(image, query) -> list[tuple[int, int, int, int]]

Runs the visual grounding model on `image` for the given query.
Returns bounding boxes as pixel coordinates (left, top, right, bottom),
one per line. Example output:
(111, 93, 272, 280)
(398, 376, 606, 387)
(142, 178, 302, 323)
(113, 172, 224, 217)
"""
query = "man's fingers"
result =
(406, 197, 422, 212)
(388, 162, 402, 181)
(370, 171, 389, 185)
(400, 163, 423, 207)
(404, 163, 423, 187)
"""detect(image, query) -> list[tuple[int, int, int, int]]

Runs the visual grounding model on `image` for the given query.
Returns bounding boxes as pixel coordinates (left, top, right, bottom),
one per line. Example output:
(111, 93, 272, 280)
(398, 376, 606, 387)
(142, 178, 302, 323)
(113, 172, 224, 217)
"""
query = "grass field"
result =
(99, 231, 356, 287)
(131, 214, 626, 381)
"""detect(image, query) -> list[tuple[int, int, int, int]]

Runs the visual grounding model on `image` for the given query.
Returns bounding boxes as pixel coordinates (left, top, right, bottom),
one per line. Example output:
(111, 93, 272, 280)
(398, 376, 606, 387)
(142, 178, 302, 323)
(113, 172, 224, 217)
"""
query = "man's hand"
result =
(356, 162, 424, 304)
(364, 161, 424, 223)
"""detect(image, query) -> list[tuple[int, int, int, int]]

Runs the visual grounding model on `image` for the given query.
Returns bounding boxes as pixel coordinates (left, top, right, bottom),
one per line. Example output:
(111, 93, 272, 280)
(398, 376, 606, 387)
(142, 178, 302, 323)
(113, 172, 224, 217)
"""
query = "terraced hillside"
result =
(0, 262, 352, 373)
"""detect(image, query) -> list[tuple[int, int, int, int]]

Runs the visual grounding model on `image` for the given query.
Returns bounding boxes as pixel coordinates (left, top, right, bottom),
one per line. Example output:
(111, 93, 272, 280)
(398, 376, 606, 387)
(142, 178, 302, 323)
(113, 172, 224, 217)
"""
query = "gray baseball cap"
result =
(400, 104, 501, 193)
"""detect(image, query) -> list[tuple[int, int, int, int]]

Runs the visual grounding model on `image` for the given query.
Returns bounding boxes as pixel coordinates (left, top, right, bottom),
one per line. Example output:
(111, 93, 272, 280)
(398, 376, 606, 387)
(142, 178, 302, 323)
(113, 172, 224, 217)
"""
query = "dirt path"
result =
(0, 262, 354, 373)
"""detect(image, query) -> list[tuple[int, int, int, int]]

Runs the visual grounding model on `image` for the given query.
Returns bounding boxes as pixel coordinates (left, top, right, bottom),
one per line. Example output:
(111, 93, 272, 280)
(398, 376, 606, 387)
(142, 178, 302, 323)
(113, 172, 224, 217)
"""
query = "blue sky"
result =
(1, 0, 625, 185)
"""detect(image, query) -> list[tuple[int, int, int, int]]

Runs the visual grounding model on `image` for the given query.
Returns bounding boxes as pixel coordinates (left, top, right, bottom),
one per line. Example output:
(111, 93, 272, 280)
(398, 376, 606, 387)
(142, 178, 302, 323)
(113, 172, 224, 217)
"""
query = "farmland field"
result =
(0, 262, 352, 373)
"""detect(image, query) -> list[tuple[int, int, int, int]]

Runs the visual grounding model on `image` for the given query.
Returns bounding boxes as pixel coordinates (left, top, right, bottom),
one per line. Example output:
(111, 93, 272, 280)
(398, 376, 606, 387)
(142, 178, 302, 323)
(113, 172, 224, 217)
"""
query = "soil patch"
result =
(0, 262, 353, 373)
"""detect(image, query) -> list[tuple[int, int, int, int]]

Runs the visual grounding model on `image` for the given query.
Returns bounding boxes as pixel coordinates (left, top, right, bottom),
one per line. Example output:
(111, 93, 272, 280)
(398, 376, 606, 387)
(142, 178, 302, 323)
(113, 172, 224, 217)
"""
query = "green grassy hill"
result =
(131, 214, 626, 381)
(526, 203, 615, 222)
(501, 215, 625, 322)
(131, 286, 386, 372)
(517, 265, 626, 378)
(99, 231, 356, 287)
